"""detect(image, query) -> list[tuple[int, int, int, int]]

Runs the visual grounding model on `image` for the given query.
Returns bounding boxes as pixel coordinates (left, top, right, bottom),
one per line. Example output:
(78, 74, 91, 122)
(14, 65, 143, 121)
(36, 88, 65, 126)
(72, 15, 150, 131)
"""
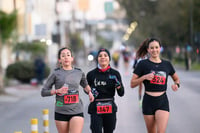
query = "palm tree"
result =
(0, 10, 17, 93)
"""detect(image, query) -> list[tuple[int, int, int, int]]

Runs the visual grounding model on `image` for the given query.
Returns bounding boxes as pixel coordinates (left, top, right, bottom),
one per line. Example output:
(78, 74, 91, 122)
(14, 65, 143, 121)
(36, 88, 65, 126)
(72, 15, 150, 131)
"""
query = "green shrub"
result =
(6, 61, 50, 83)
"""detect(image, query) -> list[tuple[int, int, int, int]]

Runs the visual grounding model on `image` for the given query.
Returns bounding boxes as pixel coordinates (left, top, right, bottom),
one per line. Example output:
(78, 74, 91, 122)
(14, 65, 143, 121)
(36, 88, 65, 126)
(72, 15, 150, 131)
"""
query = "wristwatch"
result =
(175, 83, 180, 88)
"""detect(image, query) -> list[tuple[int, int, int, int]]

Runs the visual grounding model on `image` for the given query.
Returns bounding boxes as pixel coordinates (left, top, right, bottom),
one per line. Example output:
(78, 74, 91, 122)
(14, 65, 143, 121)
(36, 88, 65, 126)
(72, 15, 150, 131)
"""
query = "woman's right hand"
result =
(144, 72, 155, 81)
(57, 86, 68, 95)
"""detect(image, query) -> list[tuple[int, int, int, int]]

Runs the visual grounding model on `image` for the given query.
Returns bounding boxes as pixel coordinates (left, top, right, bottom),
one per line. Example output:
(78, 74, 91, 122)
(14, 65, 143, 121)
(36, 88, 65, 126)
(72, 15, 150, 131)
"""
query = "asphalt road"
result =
(0, 60, 200, 133)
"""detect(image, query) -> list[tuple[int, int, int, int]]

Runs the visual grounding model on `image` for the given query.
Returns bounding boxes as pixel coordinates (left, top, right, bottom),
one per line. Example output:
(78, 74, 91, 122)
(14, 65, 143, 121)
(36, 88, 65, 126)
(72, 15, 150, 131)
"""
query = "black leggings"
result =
(90, 113, 116, 133)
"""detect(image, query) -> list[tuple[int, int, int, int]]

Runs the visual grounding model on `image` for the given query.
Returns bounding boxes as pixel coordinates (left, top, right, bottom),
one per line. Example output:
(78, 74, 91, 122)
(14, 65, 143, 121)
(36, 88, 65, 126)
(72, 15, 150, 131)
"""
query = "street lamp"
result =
(123, 21, 138, 41)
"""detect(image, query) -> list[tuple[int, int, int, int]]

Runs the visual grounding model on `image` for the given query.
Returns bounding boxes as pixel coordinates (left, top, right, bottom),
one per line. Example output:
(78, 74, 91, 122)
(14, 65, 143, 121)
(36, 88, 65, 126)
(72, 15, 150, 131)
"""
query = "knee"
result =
(157, 129, 166, 133)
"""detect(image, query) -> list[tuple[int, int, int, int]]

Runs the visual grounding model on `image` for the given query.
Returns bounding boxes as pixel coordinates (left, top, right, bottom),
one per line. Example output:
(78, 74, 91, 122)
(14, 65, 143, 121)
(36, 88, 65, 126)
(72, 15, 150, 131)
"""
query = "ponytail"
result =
(136, 38, 149, 59)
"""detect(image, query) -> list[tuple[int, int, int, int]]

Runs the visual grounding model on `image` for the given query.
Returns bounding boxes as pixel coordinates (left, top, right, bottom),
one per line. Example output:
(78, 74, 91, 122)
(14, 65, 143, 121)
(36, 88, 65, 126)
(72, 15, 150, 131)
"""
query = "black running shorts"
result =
(55, 112, 84, 121)
(142, 92, 169, 115)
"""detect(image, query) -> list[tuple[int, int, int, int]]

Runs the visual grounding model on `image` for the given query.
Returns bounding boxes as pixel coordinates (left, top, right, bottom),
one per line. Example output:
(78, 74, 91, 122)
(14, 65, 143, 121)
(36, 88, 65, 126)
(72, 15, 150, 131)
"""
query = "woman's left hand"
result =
(116, 85, 121, 90)
(171, 84, 178, 91)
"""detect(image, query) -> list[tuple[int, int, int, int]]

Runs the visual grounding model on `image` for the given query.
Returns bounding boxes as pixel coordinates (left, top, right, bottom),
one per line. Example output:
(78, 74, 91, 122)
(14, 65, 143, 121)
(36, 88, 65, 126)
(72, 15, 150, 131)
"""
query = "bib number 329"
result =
(96, 102, 112, 114)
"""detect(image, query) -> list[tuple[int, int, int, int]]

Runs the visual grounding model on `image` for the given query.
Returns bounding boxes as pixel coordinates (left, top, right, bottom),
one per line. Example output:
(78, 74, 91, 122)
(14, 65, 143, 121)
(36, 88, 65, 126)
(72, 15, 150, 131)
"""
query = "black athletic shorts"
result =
(55, 112, 84, 121)
(142, 92, 169, 115)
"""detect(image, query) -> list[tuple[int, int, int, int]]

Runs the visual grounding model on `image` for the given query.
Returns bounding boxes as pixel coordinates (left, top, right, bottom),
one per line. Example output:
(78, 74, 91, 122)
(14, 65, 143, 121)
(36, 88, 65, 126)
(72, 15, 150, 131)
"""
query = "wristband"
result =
(88, 91, 92, 95)
(175, 83, 180, 88)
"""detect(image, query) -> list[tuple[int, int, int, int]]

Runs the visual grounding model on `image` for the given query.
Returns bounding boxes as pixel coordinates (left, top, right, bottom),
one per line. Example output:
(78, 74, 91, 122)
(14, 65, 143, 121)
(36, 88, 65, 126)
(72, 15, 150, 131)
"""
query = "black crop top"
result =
(133, 59, 175, 92)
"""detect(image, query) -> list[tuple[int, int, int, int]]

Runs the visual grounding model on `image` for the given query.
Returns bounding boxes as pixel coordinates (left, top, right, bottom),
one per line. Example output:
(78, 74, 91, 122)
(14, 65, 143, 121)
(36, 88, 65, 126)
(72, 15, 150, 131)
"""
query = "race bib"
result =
(150, 75, 166, 85)
(64, 90, 79, 104)
(150, 71, 166, 85)
(96, 101, 112, 114)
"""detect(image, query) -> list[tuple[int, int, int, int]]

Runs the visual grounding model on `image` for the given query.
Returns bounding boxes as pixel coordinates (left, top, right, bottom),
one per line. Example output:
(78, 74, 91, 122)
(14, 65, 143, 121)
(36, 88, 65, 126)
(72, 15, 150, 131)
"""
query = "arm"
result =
(114, 72, 124, 97)
(41, 73, 55, 97)
(171, 72, 180, 91)
(116, 84, 124, 97)
(41, 71, 69, 97)
(130, 72, 154, 88)
(84, 85, 94, 102)
(81, 72, 94, 102)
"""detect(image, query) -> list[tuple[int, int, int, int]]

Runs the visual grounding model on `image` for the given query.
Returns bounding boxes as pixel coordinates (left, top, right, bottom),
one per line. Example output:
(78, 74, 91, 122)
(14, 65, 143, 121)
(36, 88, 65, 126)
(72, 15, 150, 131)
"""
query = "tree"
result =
(117, 0, 200, 49)
(0, 10, 17, 93)
(69, 32, 84, 54)
(13, 41, 47, 58)
(117, 0, 160, 45)
(194, 0, 200, 33)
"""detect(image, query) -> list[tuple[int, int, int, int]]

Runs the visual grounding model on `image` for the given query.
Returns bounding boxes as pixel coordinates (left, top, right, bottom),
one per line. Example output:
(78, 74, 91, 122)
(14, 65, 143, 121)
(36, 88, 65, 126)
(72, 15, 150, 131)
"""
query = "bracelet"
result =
(55, 90, 57, 94)
(88, 91, 91, 95)
(175, 83, 180, 88)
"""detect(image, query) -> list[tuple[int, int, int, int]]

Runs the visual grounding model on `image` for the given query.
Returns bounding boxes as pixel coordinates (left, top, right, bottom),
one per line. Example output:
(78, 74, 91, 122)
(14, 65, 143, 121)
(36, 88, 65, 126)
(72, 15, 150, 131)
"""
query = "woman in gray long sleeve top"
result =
(41, 47, 94, 133)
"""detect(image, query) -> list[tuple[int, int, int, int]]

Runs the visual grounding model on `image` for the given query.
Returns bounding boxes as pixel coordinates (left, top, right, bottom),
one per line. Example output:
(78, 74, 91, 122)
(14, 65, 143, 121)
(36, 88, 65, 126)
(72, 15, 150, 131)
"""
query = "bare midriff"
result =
(145, 91, 166, 96)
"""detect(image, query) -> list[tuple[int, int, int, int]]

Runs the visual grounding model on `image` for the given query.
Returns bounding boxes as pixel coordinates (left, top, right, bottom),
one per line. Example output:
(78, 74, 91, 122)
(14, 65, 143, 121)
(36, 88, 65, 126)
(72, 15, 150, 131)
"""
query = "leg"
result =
(155, 110, 169, 133)
(142, 93, 156, 133)
(155, 92, 170, 133)
(54, 112, 70, 133)
(90, 114, 103, 133)
(69, 116, 84, 133)
(116, 61, 119, 68)
(138, 83, 143, 100)
(143, 115, 156, 133)
(103, 113, 116, 133)
(138, 83, 143, 107)
(55, 120, 69, 133)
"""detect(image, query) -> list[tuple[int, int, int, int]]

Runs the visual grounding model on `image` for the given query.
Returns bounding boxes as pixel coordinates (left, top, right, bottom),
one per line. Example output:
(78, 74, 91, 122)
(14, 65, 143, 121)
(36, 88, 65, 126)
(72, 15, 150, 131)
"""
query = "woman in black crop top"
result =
(130, 38, 180, 133)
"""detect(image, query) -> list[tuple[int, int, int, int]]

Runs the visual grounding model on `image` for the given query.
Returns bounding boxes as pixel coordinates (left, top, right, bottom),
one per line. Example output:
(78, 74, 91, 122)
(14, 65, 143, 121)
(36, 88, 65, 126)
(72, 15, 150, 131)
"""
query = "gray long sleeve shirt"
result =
(41, 67, 88, 115)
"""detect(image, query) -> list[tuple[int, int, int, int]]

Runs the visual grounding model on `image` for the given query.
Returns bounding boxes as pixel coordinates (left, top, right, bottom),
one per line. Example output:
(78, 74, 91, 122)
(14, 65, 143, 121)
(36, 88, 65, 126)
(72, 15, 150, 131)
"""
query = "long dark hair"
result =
(136, 38, 161, 59)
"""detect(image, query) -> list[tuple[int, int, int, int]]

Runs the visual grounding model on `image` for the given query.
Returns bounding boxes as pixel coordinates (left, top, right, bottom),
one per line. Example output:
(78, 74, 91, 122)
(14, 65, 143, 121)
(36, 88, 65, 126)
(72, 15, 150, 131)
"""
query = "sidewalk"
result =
(0, 84, 40, 103)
